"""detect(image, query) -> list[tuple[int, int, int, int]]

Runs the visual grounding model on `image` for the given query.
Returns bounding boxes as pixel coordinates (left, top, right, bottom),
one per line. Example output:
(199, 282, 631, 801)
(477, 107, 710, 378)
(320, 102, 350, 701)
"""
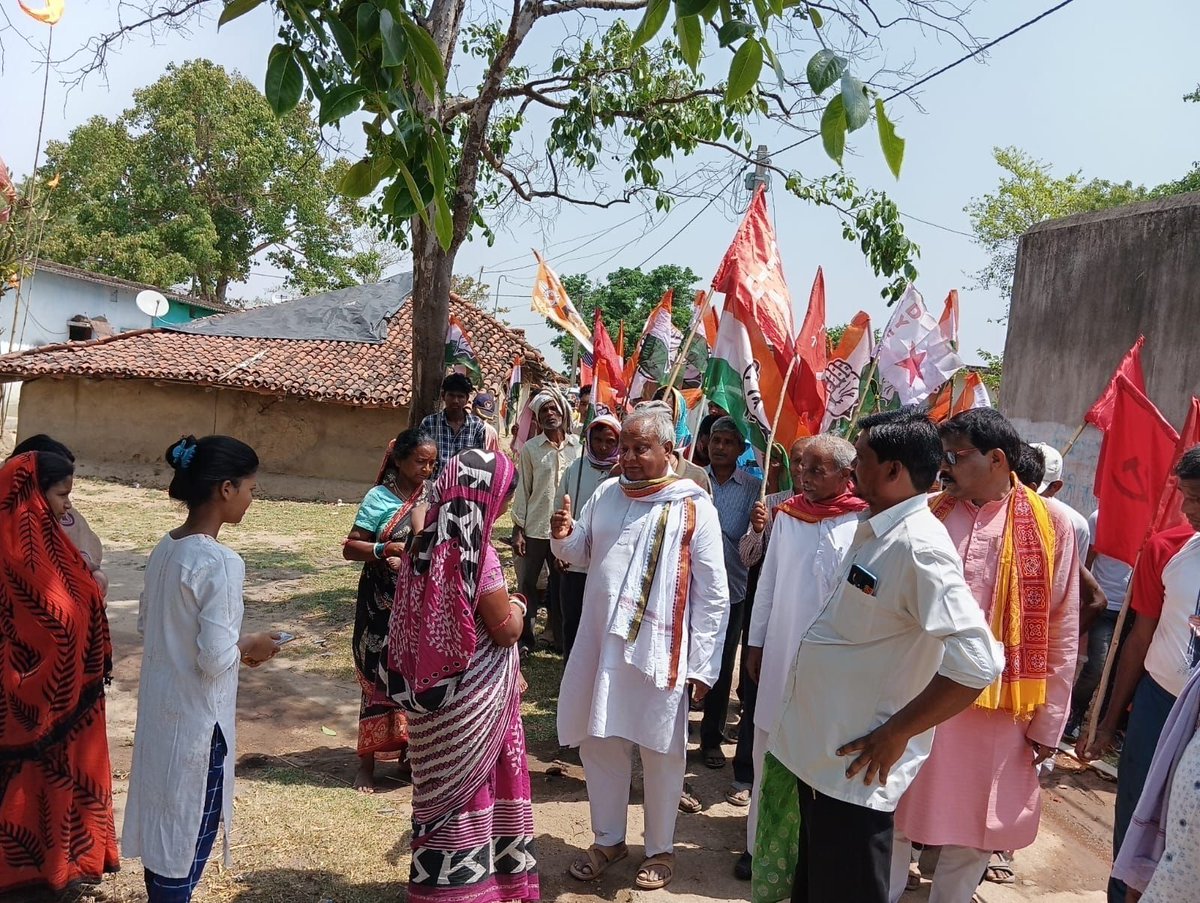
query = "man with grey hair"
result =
(737, 433, 867, 877)
(551, 405, 729, 890)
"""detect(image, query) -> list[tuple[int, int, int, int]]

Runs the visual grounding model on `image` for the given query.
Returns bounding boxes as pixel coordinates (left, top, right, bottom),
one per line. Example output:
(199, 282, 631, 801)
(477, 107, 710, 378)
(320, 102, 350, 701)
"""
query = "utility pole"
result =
(744, 144, 771, 193)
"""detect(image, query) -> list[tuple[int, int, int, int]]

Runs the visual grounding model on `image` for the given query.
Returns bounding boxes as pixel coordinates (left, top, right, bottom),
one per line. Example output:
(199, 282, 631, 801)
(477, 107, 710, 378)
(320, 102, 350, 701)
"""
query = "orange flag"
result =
(19, 0, 64, 25)
(792, 268, 828, 434)
(616, 320, 626, 361)
(591, 307, 627, 412)
(531, 250, 592, 353)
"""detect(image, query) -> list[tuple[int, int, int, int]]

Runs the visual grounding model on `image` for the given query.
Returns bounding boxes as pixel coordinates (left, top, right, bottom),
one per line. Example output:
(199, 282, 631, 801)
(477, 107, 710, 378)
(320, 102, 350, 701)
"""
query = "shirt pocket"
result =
(828, 583, 907, 644)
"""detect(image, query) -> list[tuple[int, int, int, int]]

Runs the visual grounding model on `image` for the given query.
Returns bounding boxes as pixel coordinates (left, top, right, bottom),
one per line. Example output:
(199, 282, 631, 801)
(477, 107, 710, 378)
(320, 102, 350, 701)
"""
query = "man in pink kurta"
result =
(891, 410, 1080, 903)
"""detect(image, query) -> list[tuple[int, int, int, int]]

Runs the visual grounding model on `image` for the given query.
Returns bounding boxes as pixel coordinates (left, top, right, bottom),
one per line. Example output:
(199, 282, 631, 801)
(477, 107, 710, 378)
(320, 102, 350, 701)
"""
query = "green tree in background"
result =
(37, 60, 375, 305)
(966, 141, 1200, 317)
(556, 264, 700, 361)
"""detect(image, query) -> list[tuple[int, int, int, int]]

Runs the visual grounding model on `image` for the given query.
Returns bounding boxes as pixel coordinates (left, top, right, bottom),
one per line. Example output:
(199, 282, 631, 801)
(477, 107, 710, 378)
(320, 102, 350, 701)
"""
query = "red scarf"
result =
(774, 490, 868, 523)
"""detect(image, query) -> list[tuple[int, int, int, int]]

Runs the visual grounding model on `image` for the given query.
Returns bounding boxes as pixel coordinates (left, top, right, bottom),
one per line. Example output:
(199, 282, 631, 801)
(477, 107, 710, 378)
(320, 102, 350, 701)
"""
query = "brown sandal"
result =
(635, 853, 675, 890)
(568, 843, 628, 881)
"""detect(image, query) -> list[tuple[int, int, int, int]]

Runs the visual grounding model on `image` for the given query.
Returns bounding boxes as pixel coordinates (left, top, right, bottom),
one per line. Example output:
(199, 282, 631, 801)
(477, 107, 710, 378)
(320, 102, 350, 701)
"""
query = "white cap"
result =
(1031, 442, 1063, 493)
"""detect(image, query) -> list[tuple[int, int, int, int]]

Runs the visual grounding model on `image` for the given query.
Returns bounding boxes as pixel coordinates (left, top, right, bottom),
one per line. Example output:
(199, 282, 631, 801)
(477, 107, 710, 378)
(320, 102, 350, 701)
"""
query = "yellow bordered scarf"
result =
(931, 474, 1056, 717)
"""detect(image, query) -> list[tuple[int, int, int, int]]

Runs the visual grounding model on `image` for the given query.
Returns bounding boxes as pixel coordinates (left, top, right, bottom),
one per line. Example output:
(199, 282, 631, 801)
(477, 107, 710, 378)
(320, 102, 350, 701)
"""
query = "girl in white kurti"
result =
(551, 408, 729, 891)
(123, 436, 281, 902)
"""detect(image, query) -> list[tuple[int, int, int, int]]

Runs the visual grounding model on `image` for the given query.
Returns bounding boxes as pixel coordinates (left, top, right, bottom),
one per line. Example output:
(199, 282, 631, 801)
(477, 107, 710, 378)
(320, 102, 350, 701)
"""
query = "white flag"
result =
(877, 286, 964, 405)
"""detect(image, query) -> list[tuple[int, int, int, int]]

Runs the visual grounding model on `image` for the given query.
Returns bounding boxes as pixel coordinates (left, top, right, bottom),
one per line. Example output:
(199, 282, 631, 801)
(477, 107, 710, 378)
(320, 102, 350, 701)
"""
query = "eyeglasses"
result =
(943, 447, 983, 466)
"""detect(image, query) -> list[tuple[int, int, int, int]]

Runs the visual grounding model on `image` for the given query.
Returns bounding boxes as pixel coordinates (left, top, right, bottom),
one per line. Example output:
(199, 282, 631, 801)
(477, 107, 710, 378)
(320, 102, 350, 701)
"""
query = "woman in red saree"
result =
(0, 451, 118, 896)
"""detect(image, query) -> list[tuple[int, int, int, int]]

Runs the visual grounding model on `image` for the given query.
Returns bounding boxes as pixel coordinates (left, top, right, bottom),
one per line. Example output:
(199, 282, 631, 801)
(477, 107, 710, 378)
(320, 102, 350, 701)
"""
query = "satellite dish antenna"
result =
(135, 289, 170, 323)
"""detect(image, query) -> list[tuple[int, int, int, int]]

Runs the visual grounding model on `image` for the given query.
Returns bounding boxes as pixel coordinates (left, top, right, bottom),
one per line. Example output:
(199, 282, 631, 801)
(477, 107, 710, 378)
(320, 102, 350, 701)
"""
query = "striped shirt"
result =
(419, 410, 487, 474)
(707, 465, 762, 604)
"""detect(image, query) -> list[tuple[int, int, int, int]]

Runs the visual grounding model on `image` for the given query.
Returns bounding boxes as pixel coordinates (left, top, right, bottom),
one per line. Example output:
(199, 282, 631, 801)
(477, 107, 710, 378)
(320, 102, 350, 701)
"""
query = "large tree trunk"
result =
(408, 218, 457, 425)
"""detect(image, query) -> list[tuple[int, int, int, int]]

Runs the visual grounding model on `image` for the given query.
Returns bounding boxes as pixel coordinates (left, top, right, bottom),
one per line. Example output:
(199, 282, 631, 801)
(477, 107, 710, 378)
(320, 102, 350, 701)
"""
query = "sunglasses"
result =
(943, 447, 984, 466)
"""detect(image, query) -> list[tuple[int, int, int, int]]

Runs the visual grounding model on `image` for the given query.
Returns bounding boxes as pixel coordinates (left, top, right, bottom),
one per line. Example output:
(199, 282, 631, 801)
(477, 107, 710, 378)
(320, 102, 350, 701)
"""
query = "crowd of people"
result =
(4, 369, 1200, 903)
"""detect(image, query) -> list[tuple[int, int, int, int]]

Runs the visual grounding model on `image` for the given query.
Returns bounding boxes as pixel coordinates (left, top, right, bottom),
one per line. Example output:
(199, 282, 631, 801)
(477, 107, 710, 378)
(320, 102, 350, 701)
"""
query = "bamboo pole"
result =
(1060, 422, 1087, 458)
(1083, 554, 1138, 753)
(761, 353, 800, 502)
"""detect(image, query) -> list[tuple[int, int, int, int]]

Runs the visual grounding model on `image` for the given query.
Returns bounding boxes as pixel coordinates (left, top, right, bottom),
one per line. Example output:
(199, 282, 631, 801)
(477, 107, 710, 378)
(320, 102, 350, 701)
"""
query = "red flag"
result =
(1150, 397, 1200, 534)
(1093, 375, 1180, 565)
(793, 268, 828, 433)
(591, 307, 627, 411)
(1085, 335, 1146, 431)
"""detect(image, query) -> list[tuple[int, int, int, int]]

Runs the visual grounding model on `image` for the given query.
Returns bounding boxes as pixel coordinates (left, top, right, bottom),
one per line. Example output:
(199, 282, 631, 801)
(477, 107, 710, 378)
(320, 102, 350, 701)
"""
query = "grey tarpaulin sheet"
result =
(166, 272, 413, 344)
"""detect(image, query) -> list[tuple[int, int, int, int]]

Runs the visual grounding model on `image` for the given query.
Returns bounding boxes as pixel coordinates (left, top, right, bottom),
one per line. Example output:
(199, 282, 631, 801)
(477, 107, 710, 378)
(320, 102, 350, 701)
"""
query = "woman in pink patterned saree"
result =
(377, 448, 539, 903)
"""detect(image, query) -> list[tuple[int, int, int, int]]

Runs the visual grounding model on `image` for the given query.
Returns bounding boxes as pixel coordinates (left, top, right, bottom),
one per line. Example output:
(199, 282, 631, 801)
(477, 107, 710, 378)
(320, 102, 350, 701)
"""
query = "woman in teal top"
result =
(342, 428, 438, 792)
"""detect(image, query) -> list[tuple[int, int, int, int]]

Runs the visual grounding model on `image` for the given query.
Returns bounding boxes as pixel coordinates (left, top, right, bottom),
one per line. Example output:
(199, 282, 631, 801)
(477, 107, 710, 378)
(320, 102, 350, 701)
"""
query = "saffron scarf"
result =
(930, 476, 1056, 717)
(384, 449, 516, 713)
(774, 489, 867, 523)
(610, 472, 708, 689)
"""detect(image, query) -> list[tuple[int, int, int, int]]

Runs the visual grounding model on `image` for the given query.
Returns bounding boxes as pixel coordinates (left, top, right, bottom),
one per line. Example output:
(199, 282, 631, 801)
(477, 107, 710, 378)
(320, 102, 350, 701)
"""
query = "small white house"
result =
(0, 260, 229, 448)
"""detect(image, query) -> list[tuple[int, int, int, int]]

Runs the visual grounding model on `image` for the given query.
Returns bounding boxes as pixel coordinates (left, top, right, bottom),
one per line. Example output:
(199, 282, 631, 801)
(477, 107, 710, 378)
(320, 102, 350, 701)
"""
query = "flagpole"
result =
(664, 289, 711, 392)
(844, 358, 880, 441)
(1082, 567, 1136, 755)
(761, 354, 799, 503)
(1060, 422, 1087, 457)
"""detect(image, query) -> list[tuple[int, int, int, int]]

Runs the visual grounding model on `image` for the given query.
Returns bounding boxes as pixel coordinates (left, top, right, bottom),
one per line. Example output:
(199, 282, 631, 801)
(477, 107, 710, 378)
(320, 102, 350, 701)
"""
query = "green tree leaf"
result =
(396, 160, 432, 226)
(717, 20, 754, 47)
(340, 156, 391, 198)
(761, 37, 785, 88)
(319, 84, 368, 126)
(840, 74, 870, 131)
(751, 0, 771, 28)
(677, 0, 711, 15)
(434, 192, 454, 249)
(874, 97, 905, 178)
(401, 17, 448, 88)
(676, 15, 703, 69)
(218, 0, 264, 28)
(379, 10, 409, 68)
(808, 6, 823, 27)
(264, 44, 304, 117)
(806, 48, 846, 94)
(325, 11, 357, 63)
(631, 0, 671, 50)
(821, 94, 847, 164)
(725, 40, 763, 103)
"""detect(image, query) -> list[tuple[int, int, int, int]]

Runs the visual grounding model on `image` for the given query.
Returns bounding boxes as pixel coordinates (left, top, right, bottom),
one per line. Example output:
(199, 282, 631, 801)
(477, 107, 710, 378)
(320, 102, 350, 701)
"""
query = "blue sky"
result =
(3, 0, 1198, 370)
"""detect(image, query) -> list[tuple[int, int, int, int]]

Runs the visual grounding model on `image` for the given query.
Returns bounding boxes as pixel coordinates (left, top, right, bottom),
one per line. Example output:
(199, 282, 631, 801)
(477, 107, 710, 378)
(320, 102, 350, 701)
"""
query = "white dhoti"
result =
(889, 834, 991, 903)
(746, 725, 769, 853)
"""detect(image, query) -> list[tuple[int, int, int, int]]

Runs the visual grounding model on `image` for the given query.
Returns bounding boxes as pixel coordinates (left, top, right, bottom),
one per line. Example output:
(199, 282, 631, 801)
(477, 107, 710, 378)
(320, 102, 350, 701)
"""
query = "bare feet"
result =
(354, 756, 376, 794)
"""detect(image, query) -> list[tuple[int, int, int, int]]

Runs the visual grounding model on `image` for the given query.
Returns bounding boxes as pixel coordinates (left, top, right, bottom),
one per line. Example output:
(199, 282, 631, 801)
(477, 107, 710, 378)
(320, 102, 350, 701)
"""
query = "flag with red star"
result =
(876, 286, 964, 405)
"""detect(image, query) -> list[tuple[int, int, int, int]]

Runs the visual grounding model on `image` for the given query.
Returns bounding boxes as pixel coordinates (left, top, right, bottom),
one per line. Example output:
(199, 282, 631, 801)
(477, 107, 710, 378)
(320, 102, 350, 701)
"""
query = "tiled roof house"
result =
(0, 275, 556, 497)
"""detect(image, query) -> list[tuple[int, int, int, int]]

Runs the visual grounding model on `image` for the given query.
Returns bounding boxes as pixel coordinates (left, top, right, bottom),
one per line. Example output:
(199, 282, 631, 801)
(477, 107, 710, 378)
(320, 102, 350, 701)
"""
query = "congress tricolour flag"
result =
(877, 286, 964, 405)
(704, 186, 810, 457)
(502, 356, 522, 432)
(445, 314, 482, 383)
(821, 311, 875, 432)
(623, 290, 680, 402)
(531, 250, 592, 353)
(927, 371, 991, 423)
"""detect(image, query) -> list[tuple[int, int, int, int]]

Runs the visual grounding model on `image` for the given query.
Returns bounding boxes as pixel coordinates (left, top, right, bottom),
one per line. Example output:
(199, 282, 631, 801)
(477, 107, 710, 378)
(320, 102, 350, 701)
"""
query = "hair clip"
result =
(172, 442, 197, 470)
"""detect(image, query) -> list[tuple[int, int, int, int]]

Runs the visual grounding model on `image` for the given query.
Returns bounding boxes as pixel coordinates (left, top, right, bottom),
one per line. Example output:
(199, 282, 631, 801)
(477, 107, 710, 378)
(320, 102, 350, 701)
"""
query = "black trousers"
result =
(733, 563, 762, 786)
(791, 779, 893, 903)
(700, 601, 744, 751)
(558, 570, 588, 664)
(518, 537, 560, 648)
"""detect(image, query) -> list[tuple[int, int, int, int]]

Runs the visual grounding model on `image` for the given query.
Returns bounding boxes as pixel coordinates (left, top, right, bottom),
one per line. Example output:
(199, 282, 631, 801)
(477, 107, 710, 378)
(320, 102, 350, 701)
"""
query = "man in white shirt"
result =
(551, 406, 728, 891)
(769, 408, 1004, 903)
(737, 434, 866, 879)
(513, 389, 580, 652)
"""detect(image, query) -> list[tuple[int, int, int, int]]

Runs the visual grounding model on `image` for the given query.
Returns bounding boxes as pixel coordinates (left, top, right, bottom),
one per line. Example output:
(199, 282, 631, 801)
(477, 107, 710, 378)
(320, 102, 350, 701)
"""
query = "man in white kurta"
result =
(552, 408, 729, 890)
(741, 435, 866, 870)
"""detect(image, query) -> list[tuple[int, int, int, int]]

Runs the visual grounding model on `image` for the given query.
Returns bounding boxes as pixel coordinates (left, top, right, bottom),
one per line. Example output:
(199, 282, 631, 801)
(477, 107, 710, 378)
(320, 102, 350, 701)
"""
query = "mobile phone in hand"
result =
(274, 631, 296, 646)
